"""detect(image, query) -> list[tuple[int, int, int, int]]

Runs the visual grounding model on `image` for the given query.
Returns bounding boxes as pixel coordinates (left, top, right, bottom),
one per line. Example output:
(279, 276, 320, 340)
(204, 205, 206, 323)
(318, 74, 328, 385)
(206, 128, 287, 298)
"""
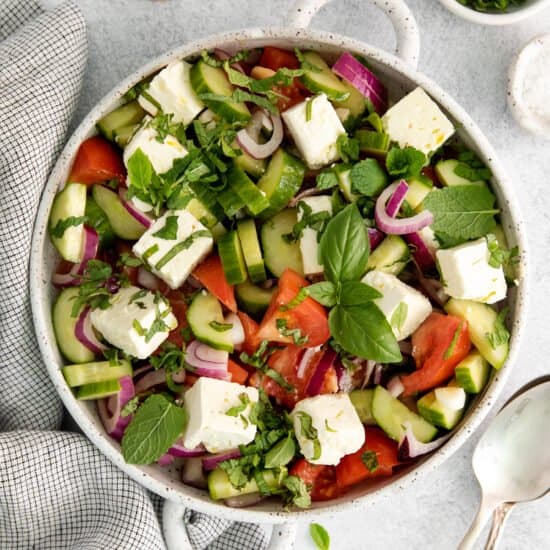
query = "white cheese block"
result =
(90, 285, 176, 359)
(182, 377, 258, 453)
(138, 60, 204, 125)
(282, 93, 346, 169)
(417, 225, 440, 256)
(132, 210, 213, 289)
(434, 387, 466, 411)
(291, 393, 365, 466)
(381, 87, 455, 155)
(297, 195, 333, 275)
(124, 116, 188, 175)
(436, 238, 507, 304)
(362, 270, 432, 341)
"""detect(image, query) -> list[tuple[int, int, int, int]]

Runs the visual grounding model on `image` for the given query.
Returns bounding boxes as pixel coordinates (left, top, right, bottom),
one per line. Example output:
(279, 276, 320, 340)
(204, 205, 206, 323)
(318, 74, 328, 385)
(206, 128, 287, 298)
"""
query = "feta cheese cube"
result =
(436, 238, 506, 304)
(381, 87, 455, 155)
(138, 60, 204, 125)
(418, 225, 440, 256)
(362, 270, 432, 341)
(124, 116, 188, 175)
(182, 377, 258, 453)
(90, 285, 176, 359)
(133, 210, 213, 289)
(291, 393, 365, 466)
(282, 93, 346, 169)
(297, 195, 333, 275)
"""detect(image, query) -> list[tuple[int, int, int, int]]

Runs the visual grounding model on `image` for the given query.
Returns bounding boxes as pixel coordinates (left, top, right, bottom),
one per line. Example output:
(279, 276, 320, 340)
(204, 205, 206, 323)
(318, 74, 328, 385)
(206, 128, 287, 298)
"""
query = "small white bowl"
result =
(437, 0, 550, 25)
(508, 33, 550, 138)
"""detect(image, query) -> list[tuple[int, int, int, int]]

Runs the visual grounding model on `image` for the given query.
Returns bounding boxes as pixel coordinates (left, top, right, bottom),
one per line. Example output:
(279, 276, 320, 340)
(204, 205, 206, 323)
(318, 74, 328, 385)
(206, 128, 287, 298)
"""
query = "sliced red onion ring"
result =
(306, 347, 337, 396)
(334, 359, 356, 393)
(168, 440, 206, 458)
(225, 312, 244, 347)
(289, 187, 326, 207)
(134, 368, 168, 394)
(373, 363, 384, 385)
(185, 340, 230, 380)
(332, 52, 387, 113)
(118, 188, 152, 228)
(387, 375, 405, 398)
(375, 181, 434, 235)
(52, 226, 99, 287)
(296, 347, 317, 379)
(236, 110, 283, 160)
(214, 48, 246, 74)
(75, 306, 107, 354)
(182, 457, 208, 489)
(368, 227, 384, 251)
(405, 232, 435, 271)
(157, 453, 175, 466)
(137, 267, 161, 290)
(385, 179, 409, 217)
(202, 448, 242, 471)
(225, 493, 265, 508)
(98, 375, 135, 440)
(398, 421, 452, 460)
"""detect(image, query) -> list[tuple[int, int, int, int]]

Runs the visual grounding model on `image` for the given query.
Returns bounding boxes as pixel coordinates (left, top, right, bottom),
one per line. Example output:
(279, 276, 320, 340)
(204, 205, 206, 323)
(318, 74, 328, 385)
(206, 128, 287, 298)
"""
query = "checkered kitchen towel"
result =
(0, 1, 267, 548)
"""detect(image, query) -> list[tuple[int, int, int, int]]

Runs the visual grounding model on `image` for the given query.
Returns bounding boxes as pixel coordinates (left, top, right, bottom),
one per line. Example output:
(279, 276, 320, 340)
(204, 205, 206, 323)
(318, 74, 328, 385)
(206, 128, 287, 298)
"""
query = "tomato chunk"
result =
(69, 136, 125, 185)
(336, 427, 399, 489)
(289, 459, 339, 501)
(257, 269, 330, 348)
(401, 312, 471, 396)
(165, 290, 188, 348)
(193, 254, 237, 312)
(237, 311, 262, 355)
(227, 359, 249, 385)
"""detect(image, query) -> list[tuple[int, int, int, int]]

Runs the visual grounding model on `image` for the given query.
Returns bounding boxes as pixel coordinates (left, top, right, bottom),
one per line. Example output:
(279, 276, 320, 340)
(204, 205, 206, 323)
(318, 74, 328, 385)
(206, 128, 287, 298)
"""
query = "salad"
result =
(48, 45, 517, 509)
(456, 0, 527, 12)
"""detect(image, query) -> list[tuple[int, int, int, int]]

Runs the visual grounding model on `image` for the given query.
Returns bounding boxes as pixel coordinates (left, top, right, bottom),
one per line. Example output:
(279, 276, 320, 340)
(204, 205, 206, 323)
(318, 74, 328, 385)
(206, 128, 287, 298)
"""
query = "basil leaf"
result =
(338, 281, 382, 306)
(153, 215, 179, 240)
(390, 301, 408, 332)
(307, 281, 337, 307)
(264, 433, 295, 468)
(310, 523, 330, 550)
(50, 215, 87, 239)
(329, 304, 401, 363)
(127, 148, 153, 190)
(121, 394, 187, 464)
(319, 204, 369, 283)
(350, 158, 388, 197)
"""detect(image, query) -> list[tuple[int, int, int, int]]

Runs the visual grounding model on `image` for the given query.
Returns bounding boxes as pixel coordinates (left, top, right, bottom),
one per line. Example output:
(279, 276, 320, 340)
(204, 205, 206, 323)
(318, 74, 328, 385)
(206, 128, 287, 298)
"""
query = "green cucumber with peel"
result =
(455, 352, 490, 394)
(435, 159, 486, 187)
(62, 360, 133, 387)
(235, 280, 275, 317)
(96, 100, 145, 142)
(349, 389, 376, 425)
(366, 235, 410, 275)
(227, 164, 270, 216)
(217, 230, 248, 285)
(236, 219, 267, 283)
(76, 379, 122, 400)
(208, 468, 280, 500)
(417, 390, 464, 430)
(298, 51, 350, 102)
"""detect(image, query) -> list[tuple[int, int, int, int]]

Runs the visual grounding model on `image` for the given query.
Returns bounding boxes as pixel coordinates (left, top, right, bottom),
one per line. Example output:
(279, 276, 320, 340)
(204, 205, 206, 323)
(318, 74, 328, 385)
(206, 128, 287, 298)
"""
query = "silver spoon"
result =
(458, 378, 550, 550)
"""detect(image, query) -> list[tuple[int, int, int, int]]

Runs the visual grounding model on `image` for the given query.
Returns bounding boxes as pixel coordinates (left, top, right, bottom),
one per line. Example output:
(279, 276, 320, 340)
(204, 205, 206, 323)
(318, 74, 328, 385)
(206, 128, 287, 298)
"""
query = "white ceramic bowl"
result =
(437, 0, 550, 25)
(30, 0, 527, 529)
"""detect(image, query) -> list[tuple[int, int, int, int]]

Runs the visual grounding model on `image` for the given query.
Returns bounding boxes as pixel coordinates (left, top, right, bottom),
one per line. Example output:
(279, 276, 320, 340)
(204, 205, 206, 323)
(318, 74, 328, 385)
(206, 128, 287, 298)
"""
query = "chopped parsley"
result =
(361, 450, 379, 472)
(486, 308, 510, 350)
(295, 411, 321, 460)
(152, 215, 179, 240)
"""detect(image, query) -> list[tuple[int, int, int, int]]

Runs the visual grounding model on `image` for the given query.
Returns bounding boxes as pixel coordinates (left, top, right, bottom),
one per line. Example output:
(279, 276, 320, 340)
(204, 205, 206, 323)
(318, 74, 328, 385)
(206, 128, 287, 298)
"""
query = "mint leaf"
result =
(423, 185, 499, 245)
(307, 281, 337, 307)
(336, 134, 360, 163)
(329, 303, 401, 363)
(386, 146, 427, 178)
(121, 394, 187, 464)
(350, 158, 388, 196)
(127, 148, 153, 190)
(319, 203, 369, 283)
(316, 169, 339, 190)
(310, 523, 330, 550)
(153, 215, 179, 240)
(264, 433, 295, 468)
(338, 281, 382, 306)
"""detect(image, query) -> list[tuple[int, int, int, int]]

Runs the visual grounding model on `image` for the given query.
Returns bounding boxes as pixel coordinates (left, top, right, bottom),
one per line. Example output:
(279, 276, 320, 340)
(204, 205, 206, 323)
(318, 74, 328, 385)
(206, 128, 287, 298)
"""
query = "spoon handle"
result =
(458, 497, 500, 550)
(485, 502, 515, 550)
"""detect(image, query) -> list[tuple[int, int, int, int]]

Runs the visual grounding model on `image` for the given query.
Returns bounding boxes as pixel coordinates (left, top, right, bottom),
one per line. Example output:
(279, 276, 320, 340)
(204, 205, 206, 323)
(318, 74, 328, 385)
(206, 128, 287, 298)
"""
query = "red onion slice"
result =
(75, 306, 107, 354)
(405, 232, 435, 271)
(157, 453, 175, 466)
(236, 111, 283, 160)
(118, 188, 153, 228)
(202, 448, 241, 471)
(375, 181, 434, 235)
(368, 227, 384, 251)
(225, 313, 245, 347)
(134, 368, 168, 394)
(385, 179, 409, 218)
(387, 375, 405, 398)
(288, 187, 327, 207)
(182, 457, 208, 489)
(296, 347, 317, 379)
(168, 440, 206, 458)
(98, 375, 135, 440)
(214, 48, 246, 74)
(332, 52, 387, 113)
(373, 364, 384, 385)
(398, 422, 452, 460)
(137, 266, 161, 290)
(185, 340, 230, 380)
(306, 347, 337, 396)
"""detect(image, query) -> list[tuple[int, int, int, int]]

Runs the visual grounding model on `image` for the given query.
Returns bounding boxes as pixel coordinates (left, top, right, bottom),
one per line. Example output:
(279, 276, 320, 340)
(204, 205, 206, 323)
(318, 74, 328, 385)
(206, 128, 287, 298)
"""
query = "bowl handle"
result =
(284, 0, 420, 69)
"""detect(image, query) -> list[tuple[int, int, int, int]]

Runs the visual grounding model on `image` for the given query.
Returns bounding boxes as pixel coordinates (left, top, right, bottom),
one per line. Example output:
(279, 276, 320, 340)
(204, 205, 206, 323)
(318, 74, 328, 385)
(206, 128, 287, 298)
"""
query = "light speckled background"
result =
(41, 1, 550, 548)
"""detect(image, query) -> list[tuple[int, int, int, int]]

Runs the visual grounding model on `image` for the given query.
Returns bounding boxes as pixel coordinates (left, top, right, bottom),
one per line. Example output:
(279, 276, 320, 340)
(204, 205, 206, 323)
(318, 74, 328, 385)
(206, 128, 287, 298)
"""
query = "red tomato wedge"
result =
(336, 427, 399, 489)
(227, 359, 249, 385)
(289, 459, 339, 501)
(165, 290, 188, 349)
(257, 269, 330, 348)
(69, 136, 125, 185)
(237, 311, 262, 355)
(192, 254, 237, 312)
(401, 312, 471, 396)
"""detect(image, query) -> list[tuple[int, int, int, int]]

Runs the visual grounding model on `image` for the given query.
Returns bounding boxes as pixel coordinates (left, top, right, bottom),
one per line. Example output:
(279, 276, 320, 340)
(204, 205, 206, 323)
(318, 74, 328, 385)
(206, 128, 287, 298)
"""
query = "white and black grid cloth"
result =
(0, 1, 267, 548)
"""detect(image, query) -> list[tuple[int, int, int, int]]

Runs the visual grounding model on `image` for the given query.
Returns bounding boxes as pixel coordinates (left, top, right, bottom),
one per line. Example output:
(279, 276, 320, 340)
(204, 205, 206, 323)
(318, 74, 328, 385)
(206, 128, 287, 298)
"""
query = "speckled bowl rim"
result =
(30, 26, 528, 524)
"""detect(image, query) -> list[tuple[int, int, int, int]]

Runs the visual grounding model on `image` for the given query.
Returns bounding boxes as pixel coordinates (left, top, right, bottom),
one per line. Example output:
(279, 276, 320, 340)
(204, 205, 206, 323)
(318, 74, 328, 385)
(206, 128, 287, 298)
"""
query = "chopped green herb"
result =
(155, 230, 211, 270)
(225, 393, 251, 417)
(264, 433, 296, 469)
(350, 158, 388, 197)
(120, 395, 140, 418)
(283, 200, 331, 243)
(486, 234, 519, 269)
(153, 215, 179, 240)
(50, 216, 87, 239)
(310, 523, 330, 550)
(306, 96, 314, 122)
(316, 169, 339, 190)
(279, 287, 308, 312)
(386, 146, 427, 178)
(324, 419, 336, 432)
(209, 320, 233, 332)
(444, 321, 464, 359)
(390, 302, 408, 332)
(276, 318, 308, 345)
(239, 340, 293, 391)
(295, 411, 321, 460)
(201, 48, 250, 68)
(283, 474, 311, 509)
(143, 244, 159, 262)
(118, 252, 143, 268)
(361, 450, 379, 472)
(336, 134, 360, 163)
(486, 307, 510, 350)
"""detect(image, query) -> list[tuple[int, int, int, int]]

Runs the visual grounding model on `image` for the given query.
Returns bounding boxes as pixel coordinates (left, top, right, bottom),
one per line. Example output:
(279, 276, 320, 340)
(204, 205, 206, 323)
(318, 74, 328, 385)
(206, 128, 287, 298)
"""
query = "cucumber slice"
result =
(189, 181, 226, 222)
(92, 184, 147, 240)
(62, 360, 133, 387)
(85, 195, 115, 246)
(96, 101, 145, 142)
(299, 51, 350, 102)
(53, 287, 95, 364)
(349, 389, 376, 425)
(435, 159, 486, 187)
(355, 129, 390, 157)
(187, 291, 233, 351)
(236, 219, 266, 283)
(227, 164, 269, 216)
(417, 390, 464, 430)
(405, 175, 433, 210)
(371, 385, 437, 443)
(260, 208, 304, 277)
(366, 235, 410, 275)
(235, 280, 275, 317)
(75, 379, 122, 400)
(49, 183, 87, 262)
(334, 80, 367, 117)
(455, 351, 490, 394)
(216, 185, 245, 218)
(444, 298, 509, 370)
(113, 124, 139, 148)
(257, 149, 305, 220)
(233, 143, 266, 178)
(210, 222, 227, 241)
(217, 230, 247, 285)
(333, 164, 359, 203)
(491, 224, 517, 282)
(189, 60, 250, 123)
(208, 468, 279, 500)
